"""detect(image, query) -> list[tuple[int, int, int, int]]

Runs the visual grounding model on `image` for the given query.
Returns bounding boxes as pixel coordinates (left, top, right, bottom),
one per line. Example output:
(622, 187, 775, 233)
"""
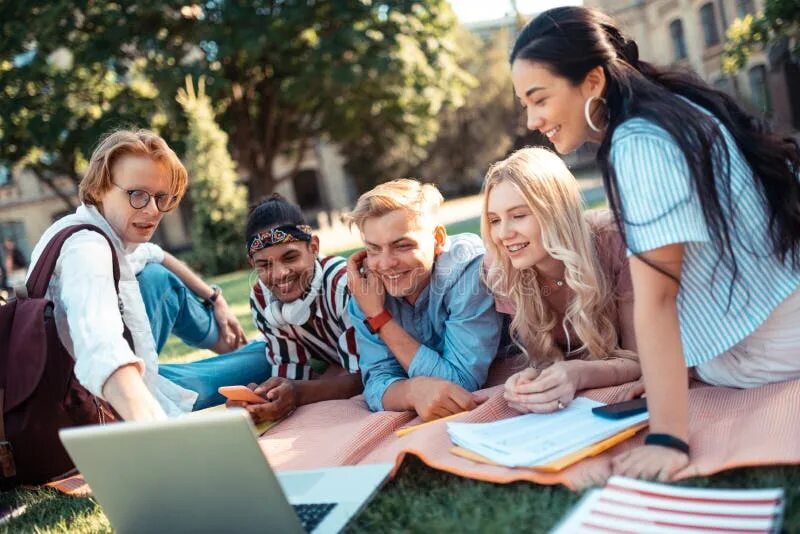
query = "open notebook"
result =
(551, 476, 785, 533)
(447, 397, 648, 470)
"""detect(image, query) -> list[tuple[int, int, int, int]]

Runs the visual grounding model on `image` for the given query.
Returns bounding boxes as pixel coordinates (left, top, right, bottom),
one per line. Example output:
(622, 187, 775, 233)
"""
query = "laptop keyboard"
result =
(292, 503, 337, 532)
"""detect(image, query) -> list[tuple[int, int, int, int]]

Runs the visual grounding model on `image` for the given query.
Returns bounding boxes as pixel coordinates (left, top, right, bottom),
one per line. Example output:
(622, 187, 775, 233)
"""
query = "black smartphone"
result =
(591, 397, 648, 419)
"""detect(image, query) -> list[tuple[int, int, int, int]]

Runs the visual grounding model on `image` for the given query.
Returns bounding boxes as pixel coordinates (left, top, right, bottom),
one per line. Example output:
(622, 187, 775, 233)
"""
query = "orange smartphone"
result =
(218, 385, 268, 404)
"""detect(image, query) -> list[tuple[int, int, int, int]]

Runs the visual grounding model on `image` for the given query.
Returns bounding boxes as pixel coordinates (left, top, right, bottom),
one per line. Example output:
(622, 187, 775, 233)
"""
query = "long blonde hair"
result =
(481, 147, 635, 365)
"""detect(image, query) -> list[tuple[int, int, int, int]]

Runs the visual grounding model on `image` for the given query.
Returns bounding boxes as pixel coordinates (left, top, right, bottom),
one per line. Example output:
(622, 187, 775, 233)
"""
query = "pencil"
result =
(395, 411, 468, 437)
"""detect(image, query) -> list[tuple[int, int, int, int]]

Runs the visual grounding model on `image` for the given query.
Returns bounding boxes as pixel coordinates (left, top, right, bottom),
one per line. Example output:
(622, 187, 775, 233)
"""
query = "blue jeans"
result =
(137, 263, 270, 410)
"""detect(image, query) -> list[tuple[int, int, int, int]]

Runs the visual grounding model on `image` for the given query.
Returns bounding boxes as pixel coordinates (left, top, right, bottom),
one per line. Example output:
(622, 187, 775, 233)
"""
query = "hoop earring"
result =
(584, 95, 608, 133)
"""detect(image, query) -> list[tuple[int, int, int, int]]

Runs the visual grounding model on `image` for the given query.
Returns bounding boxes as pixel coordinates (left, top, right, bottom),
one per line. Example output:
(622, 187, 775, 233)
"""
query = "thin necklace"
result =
(540, 277, 565, 297)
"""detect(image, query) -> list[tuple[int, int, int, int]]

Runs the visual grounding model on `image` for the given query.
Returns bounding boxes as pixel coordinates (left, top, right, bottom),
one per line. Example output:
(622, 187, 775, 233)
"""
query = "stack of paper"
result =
(447, 397, 648, 468)
(552, 476, 785, 533)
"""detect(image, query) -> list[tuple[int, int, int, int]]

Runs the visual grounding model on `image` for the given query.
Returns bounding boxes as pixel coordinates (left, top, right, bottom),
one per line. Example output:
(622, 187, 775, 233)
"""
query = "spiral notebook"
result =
(551, 476, 785, 533)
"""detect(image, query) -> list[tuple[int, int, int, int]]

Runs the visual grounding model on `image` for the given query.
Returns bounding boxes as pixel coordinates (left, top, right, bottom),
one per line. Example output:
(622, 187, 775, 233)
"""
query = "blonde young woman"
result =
(482, 147, 640, 413)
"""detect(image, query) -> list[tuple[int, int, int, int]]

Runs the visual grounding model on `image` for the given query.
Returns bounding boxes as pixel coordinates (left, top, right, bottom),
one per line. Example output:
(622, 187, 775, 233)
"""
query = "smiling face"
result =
(360, 209, 444, 304)
(98, 155, 172, 245)
(486, 180, 551, 271)
(511, 60, 606, 154)
(250, 238, 319, 303)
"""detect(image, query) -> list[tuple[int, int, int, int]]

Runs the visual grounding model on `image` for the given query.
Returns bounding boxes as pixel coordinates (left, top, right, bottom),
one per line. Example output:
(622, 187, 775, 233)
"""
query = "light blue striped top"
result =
(609, 107, 800, 366)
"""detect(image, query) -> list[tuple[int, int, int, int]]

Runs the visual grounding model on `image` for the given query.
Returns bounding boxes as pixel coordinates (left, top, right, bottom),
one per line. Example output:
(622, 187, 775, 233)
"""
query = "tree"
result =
(0, 2, 172, 209)
(176, 76, 248, 275)
(410, 28, 517, 196)
(1, 1, 473, 206)
(722, 0, 800, 73)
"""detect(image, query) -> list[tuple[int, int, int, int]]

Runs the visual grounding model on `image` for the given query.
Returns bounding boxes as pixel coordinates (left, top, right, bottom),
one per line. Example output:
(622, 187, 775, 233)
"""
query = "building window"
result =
(699, 3, 720, 47)
(736, 0, 756, 17)
(669, 19, 688, 61)
(292, 169, 322, 210)
(0, 221, 28, 257)
(748, 65, 772, 115)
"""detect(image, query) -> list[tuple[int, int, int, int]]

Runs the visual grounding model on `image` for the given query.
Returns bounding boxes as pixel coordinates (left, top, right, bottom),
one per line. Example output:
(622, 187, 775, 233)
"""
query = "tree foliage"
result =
(0, 2, 171, 208)
(343, 27, 521, 195)
(176, 76, 248, 275)
(412, 29, 517, 196)
(0, 1, 472, 206)
(723, 0, 800, 73)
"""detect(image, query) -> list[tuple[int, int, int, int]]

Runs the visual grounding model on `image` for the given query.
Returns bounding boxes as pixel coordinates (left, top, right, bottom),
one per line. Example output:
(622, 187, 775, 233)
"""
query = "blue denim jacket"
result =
(349, 233, 503, 411)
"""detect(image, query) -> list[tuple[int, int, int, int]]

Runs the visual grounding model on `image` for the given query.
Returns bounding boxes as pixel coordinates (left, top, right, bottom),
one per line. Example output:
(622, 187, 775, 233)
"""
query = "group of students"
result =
(29, 6, 800, 484)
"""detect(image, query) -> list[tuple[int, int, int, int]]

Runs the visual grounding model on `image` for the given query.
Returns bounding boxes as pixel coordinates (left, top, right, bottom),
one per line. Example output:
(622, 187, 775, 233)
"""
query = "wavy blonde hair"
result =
(481, 147, 635, 365)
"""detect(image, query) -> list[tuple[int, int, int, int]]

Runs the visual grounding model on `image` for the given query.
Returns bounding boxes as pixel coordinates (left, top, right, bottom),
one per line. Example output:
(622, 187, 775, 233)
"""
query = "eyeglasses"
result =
(112, 183, 178, 212)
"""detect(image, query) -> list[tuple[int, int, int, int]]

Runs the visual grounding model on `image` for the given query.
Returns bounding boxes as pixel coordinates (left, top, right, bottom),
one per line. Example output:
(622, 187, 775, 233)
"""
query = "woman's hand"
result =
(621, 377, 646, 400)
(213, 295, 248, 350)
(503, 362, 580, 413)
(611, 445, 690, 481)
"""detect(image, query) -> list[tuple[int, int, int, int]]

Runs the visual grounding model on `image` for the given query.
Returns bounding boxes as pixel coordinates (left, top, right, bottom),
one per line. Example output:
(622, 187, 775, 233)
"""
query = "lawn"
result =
(3, 217, 799, 533)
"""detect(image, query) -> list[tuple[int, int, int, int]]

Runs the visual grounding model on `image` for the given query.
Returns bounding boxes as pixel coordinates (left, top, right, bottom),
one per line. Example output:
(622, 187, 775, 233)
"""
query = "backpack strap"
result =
(24, 224, 134, 351)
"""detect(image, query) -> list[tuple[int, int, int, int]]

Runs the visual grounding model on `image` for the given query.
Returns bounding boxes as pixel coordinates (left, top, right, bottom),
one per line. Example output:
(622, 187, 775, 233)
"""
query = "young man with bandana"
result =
(347, 179, 504, 421)
(227, 195, 362, 423)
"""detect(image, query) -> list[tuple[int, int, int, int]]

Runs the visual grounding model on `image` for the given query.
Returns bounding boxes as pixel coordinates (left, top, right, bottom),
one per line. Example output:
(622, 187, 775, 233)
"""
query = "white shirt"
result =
(27, 204, 197, 416)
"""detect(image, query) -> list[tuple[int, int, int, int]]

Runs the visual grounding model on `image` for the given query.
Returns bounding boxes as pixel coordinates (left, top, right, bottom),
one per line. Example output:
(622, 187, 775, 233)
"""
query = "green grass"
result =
(4, 215, 799, 532)
(3, 458, 799, 533)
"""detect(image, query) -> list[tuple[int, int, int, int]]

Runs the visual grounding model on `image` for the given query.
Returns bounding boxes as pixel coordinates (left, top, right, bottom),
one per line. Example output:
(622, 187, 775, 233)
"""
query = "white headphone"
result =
(260, 261, 323, 328)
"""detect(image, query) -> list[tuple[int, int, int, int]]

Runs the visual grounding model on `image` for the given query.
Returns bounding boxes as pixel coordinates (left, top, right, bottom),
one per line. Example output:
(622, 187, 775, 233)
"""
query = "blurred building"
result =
(0, 139, 354, 259)
(0, 168, 192, 259)
(585, 0, 800, 133)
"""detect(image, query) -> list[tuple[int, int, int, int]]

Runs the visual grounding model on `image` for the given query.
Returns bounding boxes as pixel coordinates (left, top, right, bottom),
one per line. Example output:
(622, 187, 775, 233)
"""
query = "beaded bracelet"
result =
(644, 433, 690, 455)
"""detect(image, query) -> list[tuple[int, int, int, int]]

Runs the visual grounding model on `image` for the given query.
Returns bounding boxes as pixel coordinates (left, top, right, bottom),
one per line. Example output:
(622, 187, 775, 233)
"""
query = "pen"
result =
(395, 411, 468, 437)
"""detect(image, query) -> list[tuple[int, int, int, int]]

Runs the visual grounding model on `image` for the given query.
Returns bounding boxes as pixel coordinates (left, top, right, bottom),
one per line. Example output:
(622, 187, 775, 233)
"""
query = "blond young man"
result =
(347, 179, 503, 420)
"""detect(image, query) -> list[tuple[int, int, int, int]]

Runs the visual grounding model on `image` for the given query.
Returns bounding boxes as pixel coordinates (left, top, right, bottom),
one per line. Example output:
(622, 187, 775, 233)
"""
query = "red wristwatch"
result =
(364, 309, 392, 334)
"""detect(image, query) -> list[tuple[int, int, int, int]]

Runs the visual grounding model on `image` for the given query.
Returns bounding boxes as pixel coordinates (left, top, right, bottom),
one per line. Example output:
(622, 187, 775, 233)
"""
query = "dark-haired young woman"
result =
(509, 6, 800, 480)
(226, 194, 363, 423)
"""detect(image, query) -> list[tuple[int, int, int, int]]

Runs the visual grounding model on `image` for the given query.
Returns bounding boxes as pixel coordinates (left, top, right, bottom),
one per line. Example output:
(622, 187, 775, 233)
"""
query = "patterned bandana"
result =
(247, 224, 313, 256)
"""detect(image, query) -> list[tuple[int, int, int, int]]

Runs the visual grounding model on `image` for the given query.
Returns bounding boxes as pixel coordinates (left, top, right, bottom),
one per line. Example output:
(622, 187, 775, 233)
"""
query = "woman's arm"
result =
(611, 244, 691, 480)
(565, 356, 641, 390)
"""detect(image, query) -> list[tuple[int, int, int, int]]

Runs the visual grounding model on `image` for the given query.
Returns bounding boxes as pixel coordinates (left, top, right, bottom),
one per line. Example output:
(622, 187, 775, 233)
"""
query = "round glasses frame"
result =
(112, 182, 178, 212)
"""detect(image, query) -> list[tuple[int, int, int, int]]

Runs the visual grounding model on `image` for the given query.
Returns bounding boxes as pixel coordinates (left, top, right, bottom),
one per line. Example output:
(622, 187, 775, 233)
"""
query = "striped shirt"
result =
(250, 255, 360, 380)
(610, 106, 800, 366)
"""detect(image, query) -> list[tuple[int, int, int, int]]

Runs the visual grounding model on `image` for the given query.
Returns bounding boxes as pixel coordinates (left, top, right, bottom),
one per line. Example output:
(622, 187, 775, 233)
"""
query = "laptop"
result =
(59, 409, 393, 533)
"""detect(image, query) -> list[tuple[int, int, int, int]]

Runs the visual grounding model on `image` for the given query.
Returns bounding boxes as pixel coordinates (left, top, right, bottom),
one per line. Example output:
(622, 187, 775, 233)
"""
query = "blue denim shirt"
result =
(349, 233, 504, 411)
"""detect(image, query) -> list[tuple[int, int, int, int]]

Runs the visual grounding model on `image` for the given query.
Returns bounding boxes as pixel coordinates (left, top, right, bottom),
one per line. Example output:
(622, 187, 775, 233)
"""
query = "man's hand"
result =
(503, 362, 579, 413)
(213, 295, 248, 350)
(408, 377, 487, 421)
(225, 379, 298, 424)
(346, 250, 385, 317)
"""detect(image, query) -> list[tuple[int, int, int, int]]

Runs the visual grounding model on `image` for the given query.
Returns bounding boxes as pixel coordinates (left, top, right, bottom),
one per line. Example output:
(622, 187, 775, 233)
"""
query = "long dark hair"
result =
(510, 6, 800, 285)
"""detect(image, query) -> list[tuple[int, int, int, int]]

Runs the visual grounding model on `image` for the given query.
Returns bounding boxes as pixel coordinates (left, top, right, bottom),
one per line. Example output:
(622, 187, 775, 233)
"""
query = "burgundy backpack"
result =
(0, 224, 133, 489)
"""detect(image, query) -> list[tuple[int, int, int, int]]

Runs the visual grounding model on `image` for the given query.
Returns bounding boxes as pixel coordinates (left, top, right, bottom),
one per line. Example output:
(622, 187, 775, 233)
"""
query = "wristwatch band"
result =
(203, 285, 222, 308)
(644, 433, 690, 455)
(364, 309, 392, 334)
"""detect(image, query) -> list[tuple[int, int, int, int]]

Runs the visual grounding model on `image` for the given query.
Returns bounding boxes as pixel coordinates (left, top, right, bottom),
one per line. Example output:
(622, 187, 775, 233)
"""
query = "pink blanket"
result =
(258, 361, 800, 490)
(48, 359, 800, 495)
